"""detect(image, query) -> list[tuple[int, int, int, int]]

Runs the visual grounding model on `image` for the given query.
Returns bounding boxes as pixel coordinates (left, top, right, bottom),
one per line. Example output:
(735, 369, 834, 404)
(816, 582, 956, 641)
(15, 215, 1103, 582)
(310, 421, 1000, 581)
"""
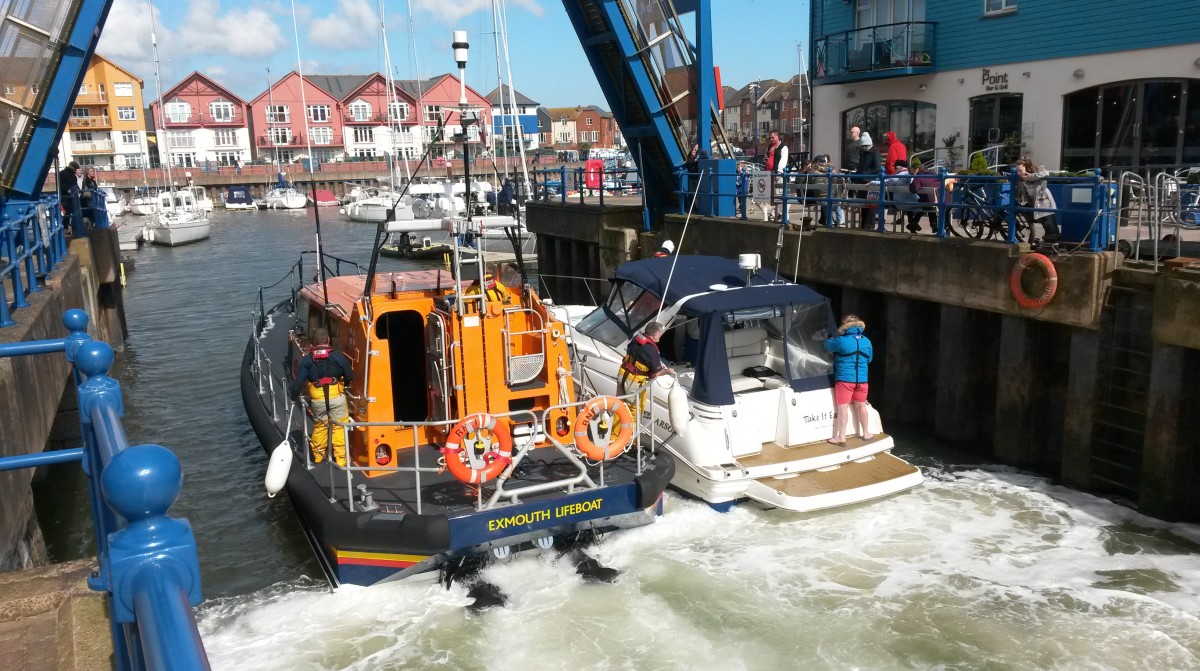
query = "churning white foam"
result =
(198, 463, 1200, 670)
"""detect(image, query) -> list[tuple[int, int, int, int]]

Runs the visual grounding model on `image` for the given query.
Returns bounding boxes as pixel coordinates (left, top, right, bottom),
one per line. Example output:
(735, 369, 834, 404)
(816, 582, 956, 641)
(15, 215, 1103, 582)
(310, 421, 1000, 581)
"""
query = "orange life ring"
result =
(573, 396, 635, 461)
(1009, 252, 1058, 309)
(441, 413, 513, 484)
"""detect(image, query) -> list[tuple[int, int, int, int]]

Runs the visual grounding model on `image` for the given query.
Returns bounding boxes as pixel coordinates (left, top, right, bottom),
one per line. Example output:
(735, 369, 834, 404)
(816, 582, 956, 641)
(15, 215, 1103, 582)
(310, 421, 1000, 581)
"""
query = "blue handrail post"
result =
(598, 165, 605, 206)
(875, 166, 887, 233)
(5, 211, 30, 309)
(1091, 168, 1105, 252)
(576, 168, 585, 204)
(738, 166, 749, 222)
(19, 210, 41, 295)
(102, 444, 206, 669)
(559, 165, 567, 205)
(936, 168, 948, 238)
(825, 168, 835, 228)
(780, 168, 790, 226)
(677, 168, 686, 214)
(1006, 168, 1020, 244)
(63, 308, 92, 387)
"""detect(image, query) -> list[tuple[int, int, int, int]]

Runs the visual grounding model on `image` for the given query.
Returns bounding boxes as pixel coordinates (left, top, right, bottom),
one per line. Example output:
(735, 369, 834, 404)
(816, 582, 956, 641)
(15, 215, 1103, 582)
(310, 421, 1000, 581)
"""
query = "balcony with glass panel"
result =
(814, 22, 936, 84)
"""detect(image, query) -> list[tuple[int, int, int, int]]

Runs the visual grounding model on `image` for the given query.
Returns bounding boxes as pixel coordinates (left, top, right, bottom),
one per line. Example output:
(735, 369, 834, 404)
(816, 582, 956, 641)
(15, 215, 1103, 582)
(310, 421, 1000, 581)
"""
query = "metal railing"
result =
(530, 164, 643, 207)
(0, 310, 209, 670)
(814, 21, 936, 81)
(0, 193, 70, 327)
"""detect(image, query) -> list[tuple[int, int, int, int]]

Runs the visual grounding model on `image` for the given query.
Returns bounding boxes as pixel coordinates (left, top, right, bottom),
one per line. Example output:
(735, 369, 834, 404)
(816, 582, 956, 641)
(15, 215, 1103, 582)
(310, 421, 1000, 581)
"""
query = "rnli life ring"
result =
(573, 396, 634, 461)
(441, 414, 513, 484)
(1009, 252, 1058, 309)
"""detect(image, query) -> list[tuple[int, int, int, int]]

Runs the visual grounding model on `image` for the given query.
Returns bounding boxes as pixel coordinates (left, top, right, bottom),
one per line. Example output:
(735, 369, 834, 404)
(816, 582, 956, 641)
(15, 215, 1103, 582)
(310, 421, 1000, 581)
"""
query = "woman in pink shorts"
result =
(823, 315, 874, 444)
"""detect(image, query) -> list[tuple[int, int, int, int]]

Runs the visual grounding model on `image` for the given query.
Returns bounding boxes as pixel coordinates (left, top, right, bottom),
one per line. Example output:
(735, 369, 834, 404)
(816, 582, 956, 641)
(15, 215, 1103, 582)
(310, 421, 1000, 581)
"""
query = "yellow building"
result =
(58, 53, 149, 171)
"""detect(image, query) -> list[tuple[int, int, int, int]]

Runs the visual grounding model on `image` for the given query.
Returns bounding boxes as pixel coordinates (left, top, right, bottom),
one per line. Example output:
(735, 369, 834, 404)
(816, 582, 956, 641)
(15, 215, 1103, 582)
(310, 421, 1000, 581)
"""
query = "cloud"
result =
(96, 0, 159, 64)
(177, 0, 288, 58)
(98, 0, 287, 69)
(205, 65, 228, 77)
(308, 0, 380, 50)
(410, 0, 543, 23)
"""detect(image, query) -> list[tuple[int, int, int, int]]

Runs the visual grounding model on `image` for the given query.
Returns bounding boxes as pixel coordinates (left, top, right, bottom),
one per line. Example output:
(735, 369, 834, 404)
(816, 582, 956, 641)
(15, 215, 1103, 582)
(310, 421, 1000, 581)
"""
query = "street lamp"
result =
(750, 79, 760, 158)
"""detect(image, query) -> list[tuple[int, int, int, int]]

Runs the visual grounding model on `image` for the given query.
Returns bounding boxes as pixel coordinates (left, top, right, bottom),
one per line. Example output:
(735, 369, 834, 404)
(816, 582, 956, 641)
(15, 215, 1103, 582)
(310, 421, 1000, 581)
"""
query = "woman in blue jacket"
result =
(823, 315, 873, 444)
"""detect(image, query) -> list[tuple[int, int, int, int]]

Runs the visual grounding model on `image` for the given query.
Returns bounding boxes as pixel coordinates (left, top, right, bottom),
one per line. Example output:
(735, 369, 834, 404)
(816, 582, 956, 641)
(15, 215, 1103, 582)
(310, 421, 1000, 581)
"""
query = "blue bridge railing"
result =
(0, 309, 209, 670)
(0, 187, 107, 328)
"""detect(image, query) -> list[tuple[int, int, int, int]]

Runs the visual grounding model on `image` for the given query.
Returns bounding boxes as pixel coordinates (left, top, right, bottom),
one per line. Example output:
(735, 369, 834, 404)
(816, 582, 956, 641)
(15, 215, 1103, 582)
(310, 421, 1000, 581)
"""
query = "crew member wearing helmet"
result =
(290, 328, 355, 466)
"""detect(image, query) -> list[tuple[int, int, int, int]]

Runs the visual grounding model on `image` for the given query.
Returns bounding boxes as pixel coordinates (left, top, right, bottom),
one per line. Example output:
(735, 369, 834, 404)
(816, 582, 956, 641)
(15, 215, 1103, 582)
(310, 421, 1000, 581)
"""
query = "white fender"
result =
(265, 440, 293, 498)
(666, 377, 690, 437)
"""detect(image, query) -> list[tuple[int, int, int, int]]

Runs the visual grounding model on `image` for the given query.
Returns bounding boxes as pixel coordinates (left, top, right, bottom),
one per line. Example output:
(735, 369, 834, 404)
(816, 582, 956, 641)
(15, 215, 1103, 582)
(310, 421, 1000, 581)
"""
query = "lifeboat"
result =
(240, 211, 674, 588)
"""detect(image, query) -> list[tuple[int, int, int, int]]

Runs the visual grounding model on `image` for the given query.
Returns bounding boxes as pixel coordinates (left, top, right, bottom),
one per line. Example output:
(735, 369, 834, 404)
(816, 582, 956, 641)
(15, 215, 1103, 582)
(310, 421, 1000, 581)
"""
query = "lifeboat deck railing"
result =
(0, 309, 207, 670)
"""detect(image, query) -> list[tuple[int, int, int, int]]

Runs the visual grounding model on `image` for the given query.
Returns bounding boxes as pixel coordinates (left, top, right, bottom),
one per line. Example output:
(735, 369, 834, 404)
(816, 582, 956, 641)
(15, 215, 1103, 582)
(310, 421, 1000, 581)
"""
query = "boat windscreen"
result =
(774, 304, 835, 380)
(576, 282, 662, 347)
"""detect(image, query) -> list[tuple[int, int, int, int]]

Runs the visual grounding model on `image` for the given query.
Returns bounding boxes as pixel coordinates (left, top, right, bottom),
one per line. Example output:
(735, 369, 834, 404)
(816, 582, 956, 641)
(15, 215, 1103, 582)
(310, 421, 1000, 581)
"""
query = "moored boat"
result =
(143, 189, 210, 246)
(553, 254, 923, 513)
(222, 185, 257, 211)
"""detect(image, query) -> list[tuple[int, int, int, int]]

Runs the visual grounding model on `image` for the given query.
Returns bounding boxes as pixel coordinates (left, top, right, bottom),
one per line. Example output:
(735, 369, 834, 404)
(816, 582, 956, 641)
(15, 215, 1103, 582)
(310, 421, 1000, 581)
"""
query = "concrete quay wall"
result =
(529, 204, 1200, 521)
(0, 235, 125, 573)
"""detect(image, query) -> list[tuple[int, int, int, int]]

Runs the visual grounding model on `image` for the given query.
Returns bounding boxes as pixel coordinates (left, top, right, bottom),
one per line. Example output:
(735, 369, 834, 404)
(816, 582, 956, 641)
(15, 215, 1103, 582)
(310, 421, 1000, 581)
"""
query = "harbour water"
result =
(35, 210, 1200, 669)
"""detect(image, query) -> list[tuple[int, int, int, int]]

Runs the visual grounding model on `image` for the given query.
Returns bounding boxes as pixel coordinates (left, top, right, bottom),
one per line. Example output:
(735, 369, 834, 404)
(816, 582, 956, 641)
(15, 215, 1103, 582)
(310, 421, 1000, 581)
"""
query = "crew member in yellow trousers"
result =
(290, 328, 354, 466)
(617, 321, 673, 414)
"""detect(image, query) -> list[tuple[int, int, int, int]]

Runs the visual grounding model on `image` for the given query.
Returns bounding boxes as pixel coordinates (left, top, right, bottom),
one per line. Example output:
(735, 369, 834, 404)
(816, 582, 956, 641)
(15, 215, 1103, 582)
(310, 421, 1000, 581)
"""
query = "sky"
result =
(96, 0, 810, 108)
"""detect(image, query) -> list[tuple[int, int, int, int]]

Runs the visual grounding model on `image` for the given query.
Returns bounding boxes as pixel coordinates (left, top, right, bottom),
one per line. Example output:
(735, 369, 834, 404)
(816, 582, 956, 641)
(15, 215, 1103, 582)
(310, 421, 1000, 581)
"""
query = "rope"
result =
(655, 170, 705, 325)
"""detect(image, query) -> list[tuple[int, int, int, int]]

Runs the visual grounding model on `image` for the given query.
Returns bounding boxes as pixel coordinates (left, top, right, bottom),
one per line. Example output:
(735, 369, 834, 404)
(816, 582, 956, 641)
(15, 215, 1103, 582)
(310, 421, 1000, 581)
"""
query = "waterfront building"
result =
(808, 0, 1200, 171)
(546, 107, 579, 151)
(147, 72, 251, 170)
(487, 84, 541, 156)
(576, 105, 619, 150)
(393, 74, 491, 160)
(317, 74, 421, 162)
(247, 71, 351, 165)
(536, 107, 553, 149)
(56, 53, 150, 170)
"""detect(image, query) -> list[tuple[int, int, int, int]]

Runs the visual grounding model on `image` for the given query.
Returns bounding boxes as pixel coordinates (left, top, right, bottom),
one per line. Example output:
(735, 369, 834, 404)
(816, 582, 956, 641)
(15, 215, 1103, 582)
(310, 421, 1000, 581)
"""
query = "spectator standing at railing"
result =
(883, 131, 908, 175)
(847, 127, 862, 171)
(1015, 157, 1060, 243)
(58, 160, 80, 198)
(736, 163, 749, 217)
(907, 162, 940, 233)
(853, 132, 880, 229)
(766, 130, 788, 221)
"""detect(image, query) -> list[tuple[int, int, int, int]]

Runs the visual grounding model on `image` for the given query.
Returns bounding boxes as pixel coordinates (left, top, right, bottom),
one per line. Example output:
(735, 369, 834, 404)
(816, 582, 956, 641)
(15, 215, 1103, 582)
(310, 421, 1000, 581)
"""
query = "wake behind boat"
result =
(554, 254, 922, 513)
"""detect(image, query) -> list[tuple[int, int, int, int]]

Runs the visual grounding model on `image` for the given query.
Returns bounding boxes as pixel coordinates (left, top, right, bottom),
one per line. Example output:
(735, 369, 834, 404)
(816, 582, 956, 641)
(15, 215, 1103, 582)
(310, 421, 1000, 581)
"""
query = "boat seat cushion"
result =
(724, 327, 768, 358)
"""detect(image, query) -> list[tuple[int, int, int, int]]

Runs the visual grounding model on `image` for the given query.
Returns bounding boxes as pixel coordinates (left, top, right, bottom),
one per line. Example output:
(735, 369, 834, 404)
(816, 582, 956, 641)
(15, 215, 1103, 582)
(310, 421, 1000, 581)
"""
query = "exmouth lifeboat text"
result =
(487, 498, 603, 531)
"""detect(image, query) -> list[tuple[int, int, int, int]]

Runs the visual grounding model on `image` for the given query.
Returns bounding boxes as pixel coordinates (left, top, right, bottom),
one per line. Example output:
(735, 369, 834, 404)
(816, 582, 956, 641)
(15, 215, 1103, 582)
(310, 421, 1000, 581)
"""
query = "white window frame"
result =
(310, 127, 333, 145)
(352, 127, 373, 144)
(270, 127, 292, 145)
(266, 105, 290, 123)
(210, 101, 234, 122)
(423, 105, 441, 123)
(120, 131, 139, 144)
(214, 130, 237, 146)
(117, 106, 136, 121)
(113, 82, 134, 97)
(165, 101, 191, 123)
(984, 0, 1016, 15)
(389, 101, 409, 122)
(308, 104, 331, 122)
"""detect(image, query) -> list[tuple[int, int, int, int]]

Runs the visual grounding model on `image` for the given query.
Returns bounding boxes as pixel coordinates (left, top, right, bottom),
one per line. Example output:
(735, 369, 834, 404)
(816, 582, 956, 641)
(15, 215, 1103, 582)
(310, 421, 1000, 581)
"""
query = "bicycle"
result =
(951, 182, 1028, 241)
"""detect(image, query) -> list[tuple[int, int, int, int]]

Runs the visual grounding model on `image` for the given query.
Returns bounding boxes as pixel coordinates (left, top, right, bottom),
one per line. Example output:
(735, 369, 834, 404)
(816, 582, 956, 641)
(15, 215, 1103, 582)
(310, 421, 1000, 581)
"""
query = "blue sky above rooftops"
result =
(98, 0, 809, 107)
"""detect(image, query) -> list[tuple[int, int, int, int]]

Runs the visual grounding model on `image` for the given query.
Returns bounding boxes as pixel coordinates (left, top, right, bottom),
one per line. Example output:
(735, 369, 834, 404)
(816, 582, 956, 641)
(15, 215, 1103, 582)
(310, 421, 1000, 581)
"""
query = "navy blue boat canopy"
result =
(612, 256, 835, 406)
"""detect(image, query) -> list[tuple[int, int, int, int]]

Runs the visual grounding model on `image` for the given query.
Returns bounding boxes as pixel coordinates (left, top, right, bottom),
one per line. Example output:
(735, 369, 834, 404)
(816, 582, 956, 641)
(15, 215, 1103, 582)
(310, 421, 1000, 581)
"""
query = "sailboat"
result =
(142, 0, 210, 247)
(241, 30, 673, 595)
(260, 67, 308, 210)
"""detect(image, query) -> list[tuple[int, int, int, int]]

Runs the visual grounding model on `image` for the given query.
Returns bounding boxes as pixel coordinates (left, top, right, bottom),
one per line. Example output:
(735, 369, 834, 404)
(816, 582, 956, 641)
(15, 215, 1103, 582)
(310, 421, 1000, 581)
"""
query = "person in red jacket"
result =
(883, 131, 908, 175)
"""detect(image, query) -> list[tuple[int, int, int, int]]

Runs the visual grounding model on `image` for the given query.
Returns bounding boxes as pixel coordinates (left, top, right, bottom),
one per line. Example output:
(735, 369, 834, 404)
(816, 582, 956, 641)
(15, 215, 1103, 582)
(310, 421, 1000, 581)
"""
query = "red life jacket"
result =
(311, 345, 338, 385)
(620, 334, 654, 376)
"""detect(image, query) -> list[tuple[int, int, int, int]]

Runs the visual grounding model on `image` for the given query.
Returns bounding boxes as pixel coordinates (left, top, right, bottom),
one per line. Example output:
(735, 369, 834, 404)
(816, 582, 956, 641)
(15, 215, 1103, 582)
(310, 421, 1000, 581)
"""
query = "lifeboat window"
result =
(375, 311, 429, 422)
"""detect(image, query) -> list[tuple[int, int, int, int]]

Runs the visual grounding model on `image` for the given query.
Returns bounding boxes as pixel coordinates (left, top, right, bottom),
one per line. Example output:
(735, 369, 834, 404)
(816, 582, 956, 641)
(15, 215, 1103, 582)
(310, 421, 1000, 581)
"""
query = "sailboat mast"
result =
(288, 0, 330, 312)
(378, 1, 405, 190)
(146, 0, 174, 212)
(266, 67, 280, 179)
(490, 0, 506, 178)
(495, 0, 531, 195)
